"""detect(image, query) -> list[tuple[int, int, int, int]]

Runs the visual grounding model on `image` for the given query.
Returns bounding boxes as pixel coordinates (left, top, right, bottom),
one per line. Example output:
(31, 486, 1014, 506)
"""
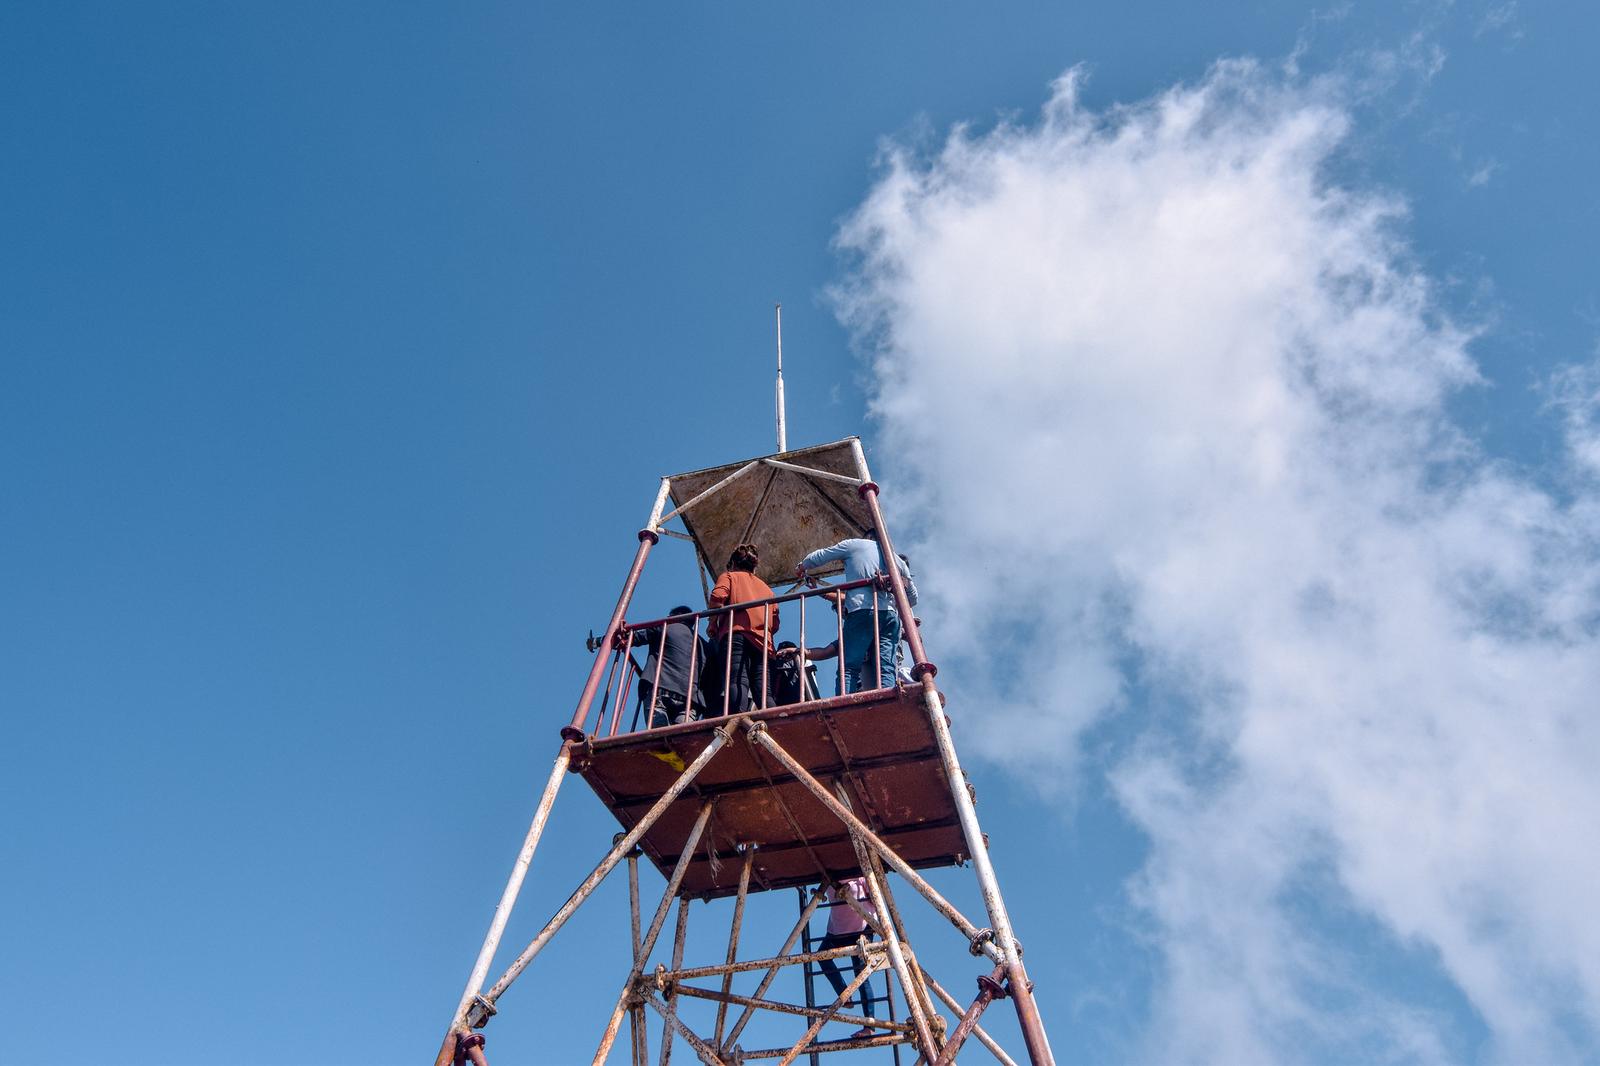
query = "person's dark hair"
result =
(777, 640, 797, 650)
(669, 605, 695, 617)
(728, 543, 760, 573)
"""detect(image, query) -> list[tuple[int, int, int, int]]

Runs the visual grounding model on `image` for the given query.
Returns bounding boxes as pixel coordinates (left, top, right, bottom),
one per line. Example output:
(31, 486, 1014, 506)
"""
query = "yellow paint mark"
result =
(649, 750, 687, 772)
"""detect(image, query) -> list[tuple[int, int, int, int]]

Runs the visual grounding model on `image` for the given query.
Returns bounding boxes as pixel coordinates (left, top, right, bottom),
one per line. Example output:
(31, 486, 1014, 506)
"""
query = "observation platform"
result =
(573, 683, 967, 900)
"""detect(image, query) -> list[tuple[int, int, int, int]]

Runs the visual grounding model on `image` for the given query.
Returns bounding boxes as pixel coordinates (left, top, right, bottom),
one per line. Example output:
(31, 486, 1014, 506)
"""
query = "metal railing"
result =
(578, 577, 904, 739)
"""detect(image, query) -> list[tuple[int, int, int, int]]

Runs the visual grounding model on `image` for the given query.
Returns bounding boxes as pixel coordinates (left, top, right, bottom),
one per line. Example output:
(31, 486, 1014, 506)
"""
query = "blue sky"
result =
(4, 4, 1598, 1064)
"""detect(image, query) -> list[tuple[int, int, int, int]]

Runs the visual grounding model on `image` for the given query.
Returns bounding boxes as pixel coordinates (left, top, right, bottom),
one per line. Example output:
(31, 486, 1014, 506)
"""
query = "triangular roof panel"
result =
(664, 438, 874, 586)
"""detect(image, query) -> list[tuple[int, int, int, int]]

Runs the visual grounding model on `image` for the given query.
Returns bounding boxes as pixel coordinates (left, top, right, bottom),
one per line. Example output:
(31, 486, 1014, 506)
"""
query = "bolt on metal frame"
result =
(432, 439, 1055, 1065)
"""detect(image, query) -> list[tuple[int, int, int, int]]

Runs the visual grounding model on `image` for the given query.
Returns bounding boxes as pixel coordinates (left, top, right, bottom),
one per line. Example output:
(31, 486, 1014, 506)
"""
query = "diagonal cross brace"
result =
(746, 723, 1000, 963)
(484, 724, 737, 1007)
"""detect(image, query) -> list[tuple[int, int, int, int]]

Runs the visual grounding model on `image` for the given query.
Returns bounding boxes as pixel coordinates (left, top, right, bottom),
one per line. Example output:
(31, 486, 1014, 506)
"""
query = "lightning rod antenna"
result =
(774, 302, 787, 453)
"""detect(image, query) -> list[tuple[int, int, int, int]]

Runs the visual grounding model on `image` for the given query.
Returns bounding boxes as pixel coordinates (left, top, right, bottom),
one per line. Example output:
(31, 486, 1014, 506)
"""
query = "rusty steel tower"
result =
(432, 437, 1056, 1066)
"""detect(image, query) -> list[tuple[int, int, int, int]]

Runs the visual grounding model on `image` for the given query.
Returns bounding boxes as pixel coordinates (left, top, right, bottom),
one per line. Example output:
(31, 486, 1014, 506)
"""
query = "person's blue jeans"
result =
(842, 609, 901, 693)
(816, 931, 877, 1017)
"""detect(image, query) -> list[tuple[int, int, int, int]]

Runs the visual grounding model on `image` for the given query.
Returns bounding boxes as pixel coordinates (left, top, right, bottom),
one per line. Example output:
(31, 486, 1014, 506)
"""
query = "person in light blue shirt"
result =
(793, 538, 916, 693)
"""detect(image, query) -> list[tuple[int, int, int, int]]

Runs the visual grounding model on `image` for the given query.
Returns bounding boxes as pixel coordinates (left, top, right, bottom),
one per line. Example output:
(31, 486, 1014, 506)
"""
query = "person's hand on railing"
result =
(788, 641, 840, 663)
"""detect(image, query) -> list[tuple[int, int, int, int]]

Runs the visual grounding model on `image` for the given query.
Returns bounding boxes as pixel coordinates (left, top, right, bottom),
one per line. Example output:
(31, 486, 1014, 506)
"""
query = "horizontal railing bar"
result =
(663, 943, 865, 981)
(667, 983, 910, 1031)
(623, 578, 881, 632)
(739, 1034, 912, 1059)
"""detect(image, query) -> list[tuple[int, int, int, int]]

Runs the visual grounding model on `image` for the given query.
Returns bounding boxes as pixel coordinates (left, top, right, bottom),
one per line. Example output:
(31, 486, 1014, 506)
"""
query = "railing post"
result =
(835, 595, 846, 695)
(565, 529, 661, 739)
(612, 628, 638, 737)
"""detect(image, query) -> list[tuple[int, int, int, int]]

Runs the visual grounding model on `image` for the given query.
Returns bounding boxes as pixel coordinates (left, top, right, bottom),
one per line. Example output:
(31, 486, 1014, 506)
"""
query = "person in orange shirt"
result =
(707, 542, 779, 713)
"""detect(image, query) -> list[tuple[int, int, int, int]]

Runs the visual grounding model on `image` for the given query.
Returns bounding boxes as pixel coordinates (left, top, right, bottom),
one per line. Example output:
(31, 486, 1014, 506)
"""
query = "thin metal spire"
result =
(775, 302, 787, 454)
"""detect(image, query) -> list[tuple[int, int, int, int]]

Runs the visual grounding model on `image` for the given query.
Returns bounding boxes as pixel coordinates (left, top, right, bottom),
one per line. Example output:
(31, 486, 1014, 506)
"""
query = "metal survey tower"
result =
(433, 437, 1056, 1066)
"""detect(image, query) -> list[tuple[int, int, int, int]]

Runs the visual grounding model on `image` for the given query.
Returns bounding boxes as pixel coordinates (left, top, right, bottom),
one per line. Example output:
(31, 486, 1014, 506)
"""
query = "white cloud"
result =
(1477, 2, 1525, 42)
(1546, 359, 1600, 480)
(1466, 159, 1501, 188)
(836, 59, 1600, 1062)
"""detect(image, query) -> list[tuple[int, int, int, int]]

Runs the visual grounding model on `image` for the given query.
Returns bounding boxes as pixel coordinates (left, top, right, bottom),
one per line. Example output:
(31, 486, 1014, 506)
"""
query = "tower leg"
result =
(713, 848, 756, 1050)
(436, 522, 664, 1064)
(916, 683, 1055, 1066)
(629, 849, 648, 1066)
(433, 745, 572, 1066)
(658, 897, 692, 1066)
(858, 483, 1057, 1066)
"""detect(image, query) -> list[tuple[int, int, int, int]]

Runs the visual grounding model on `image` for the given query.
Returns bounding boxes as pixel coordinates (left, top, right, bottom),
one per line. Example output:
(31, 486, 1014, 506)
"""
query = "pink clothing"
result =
(826, 877, 876, 936)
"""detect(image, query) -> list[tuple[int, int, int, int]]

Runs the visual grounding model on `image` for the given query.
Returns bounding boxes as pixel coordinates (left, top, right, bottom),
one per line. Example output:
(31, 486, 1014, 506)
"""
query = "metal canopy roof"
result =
(662, 438, 874, 586)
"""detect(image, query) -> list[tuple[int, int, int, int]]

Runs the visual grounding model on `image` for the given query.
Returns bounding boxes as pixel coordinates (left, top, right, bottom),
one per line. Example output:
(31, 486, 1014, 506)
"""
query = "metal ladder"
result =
(795, 887, 904, 1065)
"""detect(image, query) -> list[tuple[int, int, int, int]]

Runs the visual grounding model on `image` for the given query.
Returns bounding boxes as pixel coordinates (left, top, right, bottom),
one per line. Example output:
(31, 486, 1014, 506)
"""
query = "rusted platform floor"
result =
(575, 684, 968, 899)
